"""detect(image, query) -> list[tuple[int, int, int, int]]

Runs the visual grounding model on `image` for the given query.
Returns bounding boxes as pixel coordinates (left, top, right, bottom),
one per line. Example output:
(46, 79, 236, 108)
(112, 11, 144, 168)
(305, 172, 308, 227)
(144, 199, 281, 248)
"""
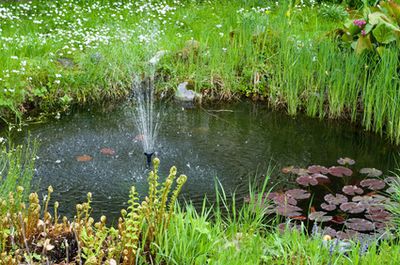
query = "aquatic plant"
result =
(0, 158, 187, 264)
(251, 158, 397, 241)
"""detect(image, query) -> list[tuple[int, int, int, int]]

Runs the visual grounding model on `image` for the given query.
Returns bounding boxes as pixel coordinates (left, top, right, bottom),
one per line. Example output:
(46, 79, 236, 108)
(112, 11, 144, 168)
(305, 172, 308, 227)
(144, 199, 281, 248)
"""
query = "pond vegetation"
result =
(1, 0, 400, 264)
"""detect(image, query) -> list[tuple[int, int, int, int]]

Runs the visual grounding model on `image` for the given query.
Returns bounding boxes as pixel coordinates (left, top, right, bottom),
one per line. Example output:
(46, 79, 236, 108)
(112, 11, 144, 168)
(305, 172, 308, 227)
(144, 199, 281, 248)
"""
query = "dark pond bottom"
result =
(9, 101, 398, 221)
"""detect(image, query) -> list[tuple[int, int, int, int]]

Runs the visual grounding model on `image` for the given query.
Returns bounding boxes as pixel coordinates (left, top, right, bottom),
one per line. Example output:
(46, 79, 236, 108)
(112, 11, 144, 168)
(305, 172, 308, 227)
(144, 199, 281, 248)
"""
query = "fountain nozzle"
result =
(144, 152, 154, 168)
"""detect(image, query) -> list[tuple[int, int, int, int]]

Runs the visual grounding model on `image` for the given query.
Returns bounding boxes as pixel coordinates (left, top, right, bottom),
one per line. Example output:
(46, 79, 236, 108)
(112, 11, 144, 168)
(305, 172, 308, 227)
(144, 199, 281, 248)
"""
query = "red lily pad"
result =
(352, 195, 374, 205)
(76, 155, 93, 162)
(296, 175, 318, 187)
(339, 202, 365, 214)
(337, 157, 355, 166)
(312, 173, 331, 185)
(328, 166, 353, 177)
(324, 193, 348, 205)
(278, 223, 302, 234)
(322, 227, 337, 238)
(100, 147, 116, 156)
(285, 189, 311, 200)
(365, 207, 391, 222)
(342, 185, 363, 196)
(307, 165, 329, 174)
(360, 168, 382, 177)
(360, 179, 385, 190)
(331, 215, 346, 224)
(321, 203, 336, 211)
(336, 230, 359, 240)
(267, 192, 297, 206)
(292, 168, 309, 176)
(309, 211, 332, 222)
(290, 215, 307, 221)
(345, 218, 374, 231)
(275, 204, 303, 217)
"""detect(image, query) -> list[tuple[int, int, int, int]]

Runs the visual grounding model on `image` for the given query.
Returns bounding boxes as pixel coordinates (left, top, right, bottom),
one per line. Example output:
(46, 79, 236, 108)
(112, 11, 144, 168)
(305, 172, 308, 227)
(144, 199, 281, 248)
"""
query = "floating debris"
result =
(76, 154, 93, 162)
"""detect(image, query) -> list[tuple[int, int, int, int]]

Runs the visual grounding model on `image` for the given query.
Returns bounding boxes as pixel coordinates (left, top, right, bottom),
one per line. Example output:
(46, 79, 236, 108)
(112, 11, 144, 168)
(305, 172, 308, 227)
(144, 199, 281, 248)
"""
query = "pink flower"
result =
(353, 19, 367, 28)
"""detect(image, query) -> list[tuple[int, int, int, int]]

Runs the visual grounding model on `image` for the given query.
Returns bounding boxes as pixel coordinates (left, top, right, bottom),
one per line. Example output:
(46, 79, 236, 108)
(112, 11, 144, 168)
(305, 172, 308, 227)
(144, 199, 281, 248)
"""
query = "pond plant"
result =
(254, 158, 398, 242)
(0, 158, 187, 264)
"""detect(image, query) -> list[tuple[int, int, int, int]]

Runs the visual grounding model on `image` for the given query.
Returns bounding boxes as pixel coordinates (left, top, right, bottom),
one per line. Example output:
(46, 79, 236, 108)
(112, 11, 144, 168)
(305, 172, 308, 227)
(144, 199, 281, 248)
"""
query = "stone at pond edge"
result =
(57, 57, 75, 68)
(175, 82, 202, 102)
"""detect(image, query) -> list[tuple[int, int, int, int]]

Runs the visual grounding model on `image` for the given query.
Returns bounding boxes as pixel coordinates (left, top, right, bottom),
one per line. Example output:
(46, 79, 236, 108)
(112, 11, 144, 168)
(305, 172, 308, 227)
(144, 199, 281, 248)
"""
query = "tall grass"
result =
(154, 174, 400, 264)
(0, 140, 36, 198)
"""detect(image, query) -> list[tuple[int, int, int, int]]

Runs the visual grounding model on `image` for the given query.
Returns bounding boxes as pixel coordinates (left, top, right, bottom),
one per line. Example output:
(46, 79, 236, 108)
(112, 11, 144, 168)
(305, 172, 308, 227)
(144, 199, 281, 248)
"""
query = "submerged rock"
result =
(175, 82, 201, 102)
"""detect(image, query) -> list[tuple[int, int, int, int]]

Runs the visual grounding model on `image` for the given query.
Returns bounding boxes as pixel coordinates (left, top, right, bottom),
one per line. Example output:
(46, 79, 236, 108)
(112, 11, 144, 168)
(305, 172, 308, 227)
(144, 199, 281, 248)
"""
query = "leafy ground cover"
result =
(1, 0, 400, 143)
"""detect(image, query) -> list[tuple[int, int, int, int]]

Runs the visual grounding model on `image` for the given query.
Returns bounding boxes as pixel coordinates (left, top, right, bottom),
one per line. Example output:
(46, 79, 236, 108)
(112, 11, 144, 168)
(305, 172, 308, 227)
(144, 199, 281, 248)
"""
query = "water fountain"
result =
(131, 68, 160, 168)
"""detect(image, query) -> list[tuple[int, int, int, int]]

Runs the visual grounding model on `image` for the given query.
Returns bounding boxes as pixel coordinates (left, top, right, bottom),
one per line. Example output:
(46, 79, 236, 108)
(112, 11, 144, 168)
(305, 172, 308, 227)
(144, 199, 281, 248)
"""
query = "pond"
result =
(9, 101, 398, 221)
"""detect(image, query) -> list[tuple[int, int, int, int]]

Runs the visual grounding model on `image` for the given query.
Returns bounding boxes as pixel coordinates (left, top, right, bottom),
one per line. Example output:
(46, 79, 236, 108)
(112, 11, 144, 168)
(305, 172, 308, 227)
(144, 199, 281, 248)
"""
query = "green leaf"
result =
(368, 12, 388, 25)
(355, 35, 373, 54)
(372, 22, 400, 44)
(376, 46, 387, 57)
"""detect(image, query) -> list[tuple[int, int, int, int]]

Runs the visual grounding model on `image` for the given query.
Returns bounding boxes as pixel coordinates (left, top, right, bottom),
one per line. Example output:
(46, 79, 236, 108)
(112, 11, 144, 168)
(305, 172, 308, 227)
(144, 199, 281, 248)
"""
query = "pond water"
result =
(8, 101, 399, 221)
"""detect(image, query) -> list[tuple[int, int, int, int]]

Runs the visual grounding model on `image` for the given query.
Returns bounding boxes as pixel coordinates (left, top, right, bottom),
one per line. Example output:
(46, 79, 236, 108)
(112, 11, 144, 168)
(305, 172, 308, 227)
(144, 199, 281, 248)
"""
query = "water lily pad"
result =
(281, 166, 294, 174)
(340, 202, 365, 214)
(328, 166, 353, 177)
(275, 204, 303, 217)
(365, 207, 391, 222)
(324, 193, 348, 205)
(76, 155, 93, 162)
(345, 218, 374, 231)
(336, 230, 359, 240)
(292, 168, 309, 176)
(278, 222, 302, 234)
(309, 211, 332, 222)
(296, 175, 318, 187)
(386, 186, 396, 194)
(384, 176, 398, 185)
(307, 165, 329, 174)
(268, 192, 297, 206)
(360, 168, 382, 177)
(352, 195, 374, 205)
(331, 215, 346, 224)
(285, 189, 311, 200)
(322, 227, 337, 238)
(321, 203, 336, 211)
(337, 157, 355, 165)
(312, 173, 331, 184)
(342, 185, 363, 195)
(360, 179, 385, 190)
(100, 147, 116, 156)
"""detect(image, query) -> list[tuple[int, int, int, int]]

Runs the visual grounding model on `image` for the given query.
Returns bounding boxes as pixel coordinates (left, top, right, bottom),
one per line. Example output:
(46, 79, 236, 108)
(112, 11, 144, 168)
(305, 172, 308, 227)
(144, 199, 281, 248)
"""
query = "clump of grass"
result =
(0, 139, 36, 204)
